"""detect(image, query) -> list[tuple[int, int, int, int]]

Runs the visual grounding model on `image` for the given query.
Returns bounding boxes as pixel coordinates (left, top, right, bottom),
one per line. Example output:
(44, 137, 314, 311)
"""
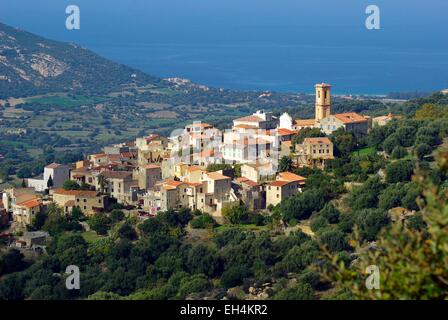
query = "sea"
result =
(1, 0, 447, 94)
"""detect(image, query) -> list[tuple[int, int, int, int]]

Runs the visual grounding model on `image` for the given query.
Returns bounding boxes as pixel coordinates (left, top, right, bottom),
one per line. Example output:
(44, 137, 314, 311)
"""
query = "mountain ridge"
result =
(0, 22, 167, 99)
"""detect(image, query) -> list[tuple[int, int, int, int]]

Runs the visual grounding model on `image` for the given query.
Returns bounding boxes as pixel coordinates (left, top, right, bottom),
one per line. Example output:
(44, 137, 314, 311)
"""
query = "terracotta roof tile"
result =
(207, 172, 231, 181)
(278, 128, 297, 136)
(234, 115, 264, 123)
(278, 172, 307, 183)
(45, 162, 64, 169)
(294, 119, 315, 126)
(52, 189, 99, 197)
(334, 112, 368, 124)
(17, 198, 41, 209)
(269, 180, 291, 187)
(303, 137, 332, 145)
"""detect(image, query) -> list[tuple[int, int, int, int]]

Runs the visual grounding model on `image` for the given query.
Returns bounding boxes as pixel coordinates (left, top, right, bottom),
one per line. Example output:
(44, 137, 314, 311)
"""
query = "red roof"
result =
(303, 137, 332, 145)
(17, 198, 41, 209)
(278, 128, 297, 136)
(164, 180, 184, 187)
(207, 172, 231, 181)
(334, 112, 368, 124)
(187, 165, 205, 173)
(92, 153, 107, 158)
(269, 180, 291, 187)
(52, 189, 99, 198)
(236, 177, 259, 187)
(145, 134, 160, 141)
(188, 122, 213, 128)
(234, 115, 264, 123)
(144, 164, 161, 169)
(45, 162, 63, 169)
(278, 172, 307, 183)
(294, 119, 315, 126)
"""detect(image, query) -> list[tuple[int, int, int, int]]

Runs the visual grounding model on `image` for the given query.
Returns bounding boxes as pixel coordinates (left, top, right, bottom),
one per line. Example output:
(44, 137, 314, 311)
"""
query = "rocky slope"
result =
(0, 22, 165, 99)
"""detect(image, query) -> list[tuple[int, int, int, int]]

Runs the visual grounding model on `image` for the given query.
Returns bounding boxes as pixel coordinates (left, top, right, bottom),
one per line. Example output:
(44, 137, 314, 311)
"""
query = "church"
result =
(280, 83, 370, 138)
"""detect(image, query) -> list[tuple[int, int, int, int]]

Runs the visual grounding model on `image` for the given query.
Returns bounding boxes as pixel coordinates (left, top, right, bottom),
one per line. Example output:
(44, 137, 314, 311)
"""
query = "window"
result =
(276, 194, 279, 198)
(84, 206, 87, 210)
(83, 199, 86, 202)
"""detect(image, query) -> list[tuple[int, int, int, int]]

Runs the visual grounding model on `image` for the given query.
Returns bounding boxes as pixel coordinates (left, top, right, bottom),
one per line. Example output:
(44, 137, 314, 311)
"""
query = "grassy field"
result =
(214, 224, 268, 233)
(352, 146, 376, 156)
(26, 95, 101, 108)
(81, 230, 106, 244)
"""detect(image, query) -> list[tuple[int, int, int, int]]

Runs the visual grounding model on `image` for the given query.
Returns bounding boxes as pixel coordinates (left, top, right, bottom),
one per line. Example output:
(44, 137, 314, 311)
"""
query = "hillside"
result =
(0, 21, 411, 184)
(0, 22, 165, 98)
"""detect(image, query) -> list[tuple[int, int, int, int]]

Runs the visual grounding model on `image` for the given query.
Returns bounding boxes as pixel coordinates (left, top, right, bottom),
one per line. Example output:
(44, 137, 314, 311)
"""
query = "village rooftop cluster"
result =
(0, 83, 398, 248)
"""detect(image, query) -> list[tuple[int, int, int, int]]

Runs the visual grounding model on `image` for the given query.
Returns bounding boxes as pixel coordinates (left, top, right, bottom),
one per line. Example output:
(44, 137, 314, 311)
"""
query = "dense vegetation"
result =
(1, 94, 447, 299)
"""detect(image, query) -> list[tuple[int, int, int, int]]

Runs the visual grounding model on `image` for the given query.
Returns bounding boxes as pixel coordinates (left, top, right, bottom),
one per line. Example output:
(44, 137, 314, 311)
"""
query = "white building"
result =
(233, 110, 278, 130)
(27, 163, 70, 192)
(279, 112, 293, 130)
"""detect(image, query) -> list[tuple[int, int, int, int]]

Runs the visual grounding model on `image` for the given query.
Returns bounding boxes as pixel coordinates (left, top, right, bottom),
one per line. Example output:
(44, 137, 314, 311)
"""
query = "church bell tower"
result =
(315, 83, 331, 123)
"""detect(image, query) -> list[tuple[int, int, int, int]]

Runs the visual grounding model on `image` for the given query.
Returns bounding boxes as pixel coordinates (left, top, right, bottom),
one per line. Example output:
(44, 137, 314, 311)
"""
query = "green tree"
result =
(110, 209, 125, 223)
(186, 244, 219, 277)
(97, 175, 109, 193)
(382, 133, 400, 155)
(326, 152, 448, 299)
(46, 175, 54, 189)
(63, 180, 81, 190)
(118, 223, 137, 240)
(190, 214, 216, 229)
(177, 274, 210, 299)
(415, 143, 432, 160)
(319, 229, 350, 253)
(89, 214, 111, 235)
(0, 249, 27, 276)
(378, 184, 406, 210)
(31, 211, 48, 230)
(273, 283, 315, 300)
(390, 146, 408, 159)
(220, 266, 249, 289)
(354, 208, 390, 242)
(276, 189, 325, 222)
(385, 160, 415, 183)
(278, 156, 293, 172)
(222, 203, 248, 225)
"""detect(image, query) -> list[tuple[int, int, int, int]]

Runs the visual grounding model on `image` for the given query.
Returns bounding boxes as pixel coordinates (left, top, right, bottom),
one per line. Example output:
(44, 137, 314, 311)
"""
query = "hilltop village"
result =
(0, 83, 396, 240)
